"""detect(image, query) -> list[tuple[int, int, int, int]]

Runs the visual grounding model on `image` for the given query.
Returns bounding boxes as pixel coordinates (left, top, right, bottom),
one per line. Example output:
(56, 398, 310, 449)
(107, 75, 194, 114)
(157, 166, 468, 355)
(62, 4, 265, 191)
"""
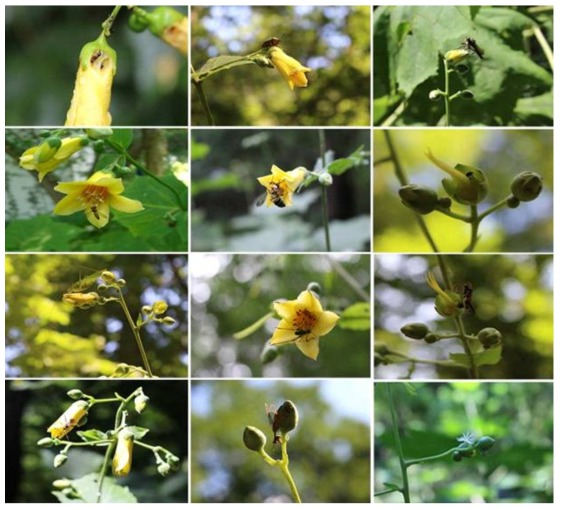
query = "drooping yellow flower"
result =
(160, 16, 188, 55)
(112, 428, 134, 477)
(53, 171, 144, 229)
(47, 400, 90, 439)
(19, 137, 89, 182)
(257, 165, 307, 208)
(268, 47, 311, 90)
(62, 292, 99, 308)
(270, 290, 340, 360)
(65, 34, 116, 126)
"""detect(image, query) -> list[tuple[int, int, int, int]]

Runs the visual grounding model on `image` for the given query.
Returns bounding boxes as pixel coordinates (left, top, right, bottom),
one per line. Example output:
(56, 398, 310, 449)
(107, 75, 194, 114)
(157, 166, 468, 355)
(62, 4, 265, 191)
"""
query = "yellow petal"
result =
(54, 137, 86, 159)
(270, 165, 288, 180)
(54, 181, 87, 194)
(295, 336, 320, 360)
(257, 175, 274, 187)
(312, 311, 340, 337)
(110, 195, 144, 213)
(53, 193, 86, 215)
(85, 202, 110, 229)
(425, 148, 470, 185)
(296, 290, 323, 314)
(270, 319, 297, 345)
(273, 300, 298, 321)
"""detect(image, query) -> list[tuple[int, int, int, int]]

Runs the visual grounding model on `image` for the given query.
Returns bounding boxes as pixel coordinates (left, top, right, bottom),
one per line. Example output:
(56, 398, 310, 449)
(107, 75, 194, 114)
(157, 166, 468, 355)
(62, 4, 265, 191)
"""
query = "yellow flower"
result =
(53, 171, 144, 229)
(426, 271, 463, 317)
(444, 49, 470, 64)
(161, 16, 188, 55)
(19, 137, 88, 182)
(268, 47, 311, 90)
(152, 301, 168, 315)
(270, 290, 340, 360)
(65, 34, 116, 126)
(47, 400, 89, 439)
(112, 428, 134, 477)
(257, 165, 307, 208)
(62, 292, 99, 308)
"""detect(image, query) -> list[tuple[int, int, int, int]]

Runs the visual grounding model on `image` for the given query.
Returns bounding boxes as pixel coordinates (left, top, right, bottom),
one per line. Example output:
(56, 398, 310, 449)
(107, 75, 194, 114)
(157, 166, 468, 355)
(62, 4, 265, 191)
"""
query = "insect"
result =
(87, 205, 108, 222)
(256, 178, 286, 208)
(462, 37, 485, 59)
(261, 37, 281, 49)
(67, 268, 107, 293)
(265, 403, 282, 444)
(90, 50, 103, 64)
(90, 50, 109, 70)
(462, 283, 476, 314)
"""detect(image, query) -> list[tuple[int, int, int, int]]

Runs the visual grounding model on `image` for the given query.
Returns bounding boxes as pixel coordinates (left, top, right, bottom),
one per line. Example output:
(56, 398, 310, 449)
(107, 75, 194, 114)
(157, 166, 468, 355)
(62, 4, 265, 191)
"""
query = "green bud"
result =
(429, 89, 443, 101)
(400, 322, 429, 340)
(435, 291, 464, 317)
(67, 389, 84, 400)
(477, 328, 502, 349)
(54, 454, 68, 468)
(476, 436, 496, 453)
(52, 479, 72, 490)
(399, 184, 439, 215)
(243, 426, 267, 452)
(34, 137, 62, 164)
(128, 10, 149, 32)
(85, 128, 113, 140)
(146, 6, 184, 36)
(165, 453, 180, 468)
(319, 173, 333, 187)
(162, 317, 176, 326)
(39, 130, 52, 138)
(445, 48, 469, 64)
(93, 140, 106, 154)
(116, 278, 126, 287)
(275, 401, 299, 434)
(424, 333, 440, 344)
(452, 450, 463, 462)
(38, 437, 55, 447)
(459, 447, 476, 458)
(506, 195, 520, 209)
(461, 90, 474, 100)
(510, 172, 543, 202)
(261, 344, 279, 364)
(142, 305, 152, 315)
(157, 462, 171, 476)
(437, 197, 452, 209)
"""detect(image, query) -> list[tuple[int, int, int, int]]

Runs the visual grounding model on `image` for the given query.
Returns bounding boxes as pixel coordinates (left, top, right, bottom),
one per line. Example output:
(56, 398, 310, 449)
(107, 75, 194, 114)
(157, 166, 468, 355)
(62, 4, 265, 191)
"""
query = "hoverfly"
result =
(86, 205, 108, 222)
(265, 403, 283, 444)
(261, 37, 281, 49)
(462, 37, 485, 60)
(462, 283, 476, 315)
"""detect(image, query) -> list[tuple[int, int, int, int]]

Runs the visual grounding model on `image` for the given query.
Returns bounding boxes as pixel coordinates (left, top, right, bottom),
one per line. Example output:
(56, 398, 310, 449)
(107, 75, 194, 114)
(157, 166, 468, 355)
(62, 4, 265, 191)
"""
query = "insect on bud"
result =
(477, 328, 502, 349)
(54, 454, 68, 468)
(67, 389, 84, 400)
(429, 89, 443, 101)
(400, 322, 429, 340)
(510, 172, 543, 202)
(399, 184, 439, 215)
(318, 173, 333, 187)
(424, 333, 440, 344)
(261, 344, 279, 364)
(476, 436, 496, 453)
(243, 426, 267, 452)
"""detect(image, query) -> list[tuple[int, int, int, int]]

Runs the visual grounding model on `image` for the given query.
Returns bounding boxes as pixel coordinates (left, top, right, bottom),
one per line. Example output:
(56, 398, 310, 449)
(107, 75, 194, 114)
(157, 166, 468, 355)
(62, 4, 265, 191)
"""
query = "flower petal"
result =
(296, 290, 323, 314)
(85, 202, 110, 228)
(270, 165, 288, 180)
(110, 195, 144, 213)
(53, 193, 86, 215)
(270, 319, 297, 345)
(54, 181, 87, 194)
(312, 311, 340, 337)
(295, 336, 320, 360)
(257, 175, 273, 187)
(273, 299, 298, 321)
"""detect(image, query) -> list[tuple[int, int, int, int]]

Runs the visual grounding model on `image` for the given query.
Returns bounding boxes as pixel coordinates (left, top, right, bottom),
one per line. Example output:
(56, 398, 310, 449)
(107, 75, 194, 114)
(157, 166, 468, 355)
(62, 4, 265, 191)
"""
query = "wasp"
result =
(462, 283, 476, 314)
(261, 37, 281, 49)
(462, 37, 485, 59)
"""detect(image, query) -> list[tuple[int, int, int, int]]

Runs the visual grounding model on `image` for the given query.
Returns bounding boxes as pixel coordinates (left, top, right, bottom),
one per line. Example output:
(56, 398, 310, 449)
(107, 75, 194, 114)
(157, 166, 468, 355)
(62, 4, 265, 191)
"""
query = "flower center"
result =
(268, 180, 289, 202)
(292, 308, 317, 335)
(79, 185, 109, 206)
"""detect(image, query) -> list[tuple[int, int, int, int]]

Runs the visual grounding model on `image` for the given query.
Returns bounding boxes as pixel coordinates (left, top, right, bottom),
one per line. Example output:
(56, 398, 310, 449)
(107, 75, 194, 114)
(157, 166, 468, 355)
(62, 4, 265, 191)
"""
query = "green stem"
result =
(319, 130, 331, 252)
(383, 349, 461, 368)
(435, 207, 471, 222)
(57, 439, 111, 447)
(192, 51, 262, 81)
(386, 384, 410, 503)
(325, 257, 370, 301)
(96, 440, 117, 503)
(532, 24, 554, 71)
(116, 288, 153, 377)
(405, 447, 459, 467)
(374, 488, 402, 497)
(279, 437, 302, 503)
(104, 139, 185, 209)
(89, 397, 121, 404)
(465, 205, 479, 253)
(478, 197, 509, 222)
(443, 59, 451, 127)
(191, 65, 215, 126)
(101, 6, 122, 37)
(453, 315, 478, 379)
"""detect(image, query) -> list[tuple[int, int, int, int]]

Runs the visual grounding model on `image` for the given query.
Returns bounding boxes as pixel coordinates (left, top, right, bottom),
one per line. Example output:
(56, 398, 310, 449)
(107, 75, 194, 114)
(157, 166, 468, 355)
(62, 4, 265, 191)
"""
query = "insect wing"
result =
(255, 191, 268, 207)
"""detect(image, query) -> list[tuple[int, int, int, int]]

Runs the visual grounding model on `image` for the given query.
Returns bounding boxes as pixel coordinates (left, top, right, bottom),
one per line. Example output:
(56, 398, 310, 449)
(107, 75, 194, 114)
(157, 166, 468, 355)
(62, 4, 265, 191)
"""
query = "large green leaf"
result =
(194, 55, 254, 79)
(5, 216, 83, 251)
(108, 129, 134, 150)
(449, 344, 502, 368)
(52, 473, 137, 503)
(514, 91, 553, 122)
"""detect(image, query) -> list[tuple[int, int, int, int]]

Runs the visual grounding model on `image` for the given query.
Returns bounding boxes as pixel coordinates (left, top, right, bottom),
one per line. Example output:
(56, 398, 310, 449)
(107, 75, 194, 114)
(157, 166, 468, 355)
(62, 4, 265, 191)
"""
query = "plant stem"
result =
(116, 288, 154, 377)
(374, 488, 402, 497)
(453, 316, 478, 378)
(319, 130, 332, 252)
(386, 384, 410, 503)
(325, 256, 370, 301)
(478, 197, 509, 221)
(104, 139, 185, 209)
(443, 59, 451, 127)
(191, 65, 215, 126)
(435, 207, 471, 222)
(280, 437, 302, 503)
(405, 447, 458, 467)
(382, 348, 461, 369)
(96, 440, 117, 503)
(532, 24, 554, 71)
(101, 6, 122, 37)
(192, 51, 262, 81)
(465, 205, 479, 252)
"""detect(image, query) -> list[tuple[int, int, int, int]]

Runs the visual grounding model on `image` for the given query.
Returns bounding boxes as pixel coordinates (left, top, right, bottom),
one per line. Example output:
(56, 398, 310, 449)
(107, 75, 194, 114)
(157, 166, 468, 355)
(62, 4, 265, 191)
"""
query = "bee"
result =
(462, 283, 476, 314)
(261, 37, 281, 49)
(462, 37, 485, 59)
(256, 178, 286, 208)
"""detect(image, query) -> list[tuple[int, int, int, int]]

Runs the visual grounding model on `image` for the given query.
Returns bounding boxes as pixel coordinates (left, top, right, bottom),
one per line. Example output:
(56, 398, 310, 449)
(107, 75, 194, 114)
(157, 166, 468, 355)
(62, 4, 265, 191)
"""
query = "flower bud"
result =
(134, 394, 150, 414)
(52, 479, 72, 490)
(437, 197, 452, 209)
(38, 437, 55, 447)
(101, 270, 116, 284)
(452, 450, 463, 462)
(424, 333, 440, 344)
(477, 328, 502, 349)
(510, 172, 543, 202)
(461, 90, 474, 100)
(117, 279, 126, 287)
(435, 291, 464, 317)
(399, 184, 438, 215)
(400, 322, 429, 340)
(54, 454, 68, 468)
(459, 447, 476, 458)
(93, 140, 106, 154)
(112, 429, 135, 477)
(34, 137, 62, 164)
(506, 195, 520, 209)
(85, 128, 114, 140)
(476, 436, 496, 453)
(445, 48, 469, 64)
(261, 345, 279, 364)
(243, 426, 267, 452)
(318, 173, 333, 187)
(429, 89, 443, 101)
(157, 462, 171, 476)
(67, 389, 84, 400)
(275, 401, 299, 434)
(162, 317, 176, 326)
(165, 453, 180, 468)
(97, 284, 108, 292)
(152, 301, 168, 315)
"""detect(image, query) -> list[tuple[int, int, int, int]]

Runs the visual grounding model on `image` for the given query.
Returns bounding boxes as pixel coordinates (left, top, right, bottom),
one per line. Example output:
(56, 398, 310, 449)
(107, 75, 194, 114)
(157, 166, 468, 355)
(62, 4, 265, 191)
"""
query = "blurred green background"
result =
(5, 254, 188, 378)
(373, 254, 553, 380)
(191, 6, 370, 126)
(191, 129, 371, 252)
(191, 380, 371, 503)
(374, 130, 553, 253)
(5, 380, 188, 503)
(373, 6, 553, 126)
(5, 6, 187, 126)
(374, 382, 553, 503)
(191, 254, 370, 378)
(5, 128, 188, 252)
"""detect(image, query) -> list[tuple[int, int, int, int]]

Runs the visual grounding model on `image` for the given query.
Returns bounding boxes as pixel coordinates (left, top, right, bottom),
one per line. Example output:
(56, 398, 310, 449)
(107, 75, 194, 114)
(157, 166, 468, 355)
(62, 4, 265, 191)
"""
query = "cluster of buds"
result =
(139, 300, 176, 328)
(451, 433, 496, 462)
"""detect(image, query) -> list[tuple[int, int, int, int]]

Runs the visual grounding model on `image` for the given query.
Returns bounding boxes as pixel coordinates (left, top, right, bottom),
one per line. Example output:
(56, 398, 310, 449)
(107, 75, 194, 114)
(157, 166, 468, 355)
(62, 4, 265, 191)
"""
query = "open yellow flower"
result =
(270, 290, 340, 360)
(47, 400, 89, 439)
(19, 136, 89, 182)
(257, 165, 307, 208)
(268, 47, 311, 90)
(112, 428, 134, 477)
(53, 171, 144, 229)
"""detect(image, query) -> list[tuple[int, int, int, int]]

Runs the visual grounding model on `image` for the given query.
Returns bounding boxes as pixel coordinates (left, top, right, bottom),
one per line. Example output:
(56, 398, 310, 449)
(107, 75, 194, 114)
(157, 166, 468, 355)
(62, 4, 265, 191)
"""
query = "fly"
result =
(462, 37, 485, 59)
(463, 283, 476, 314)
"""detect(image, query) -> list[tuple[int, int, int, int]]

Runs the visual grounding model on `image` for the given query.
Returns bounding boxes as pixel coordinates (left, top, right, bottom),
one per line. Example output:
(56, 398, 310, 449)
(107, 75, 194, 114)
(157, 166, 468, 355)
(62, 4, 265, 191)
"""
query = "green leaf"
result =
(5, 215, 83, 251)
(514, 91, 554, 122)
(383, 482, 402, 491)
(95, 152, 122, 172)
(77, 429, 107, 442)
(108, 129, 133, 150)
(52, 473, 137, 503)
(194, 55, 254, 79)
(126, 426, 149, 440)
(449, 344, 502, 368)
(191, 139, 210, 160)
(338, 302, 371, 331)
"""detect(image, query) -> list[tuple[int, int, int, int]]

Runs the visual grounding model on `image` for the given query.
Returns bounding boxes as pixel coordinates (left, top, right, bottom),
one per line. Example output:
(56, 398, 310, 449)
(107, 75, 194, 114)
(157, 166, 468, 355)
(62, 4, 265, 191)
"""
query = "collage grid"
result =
(3, 2, 555, 506)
